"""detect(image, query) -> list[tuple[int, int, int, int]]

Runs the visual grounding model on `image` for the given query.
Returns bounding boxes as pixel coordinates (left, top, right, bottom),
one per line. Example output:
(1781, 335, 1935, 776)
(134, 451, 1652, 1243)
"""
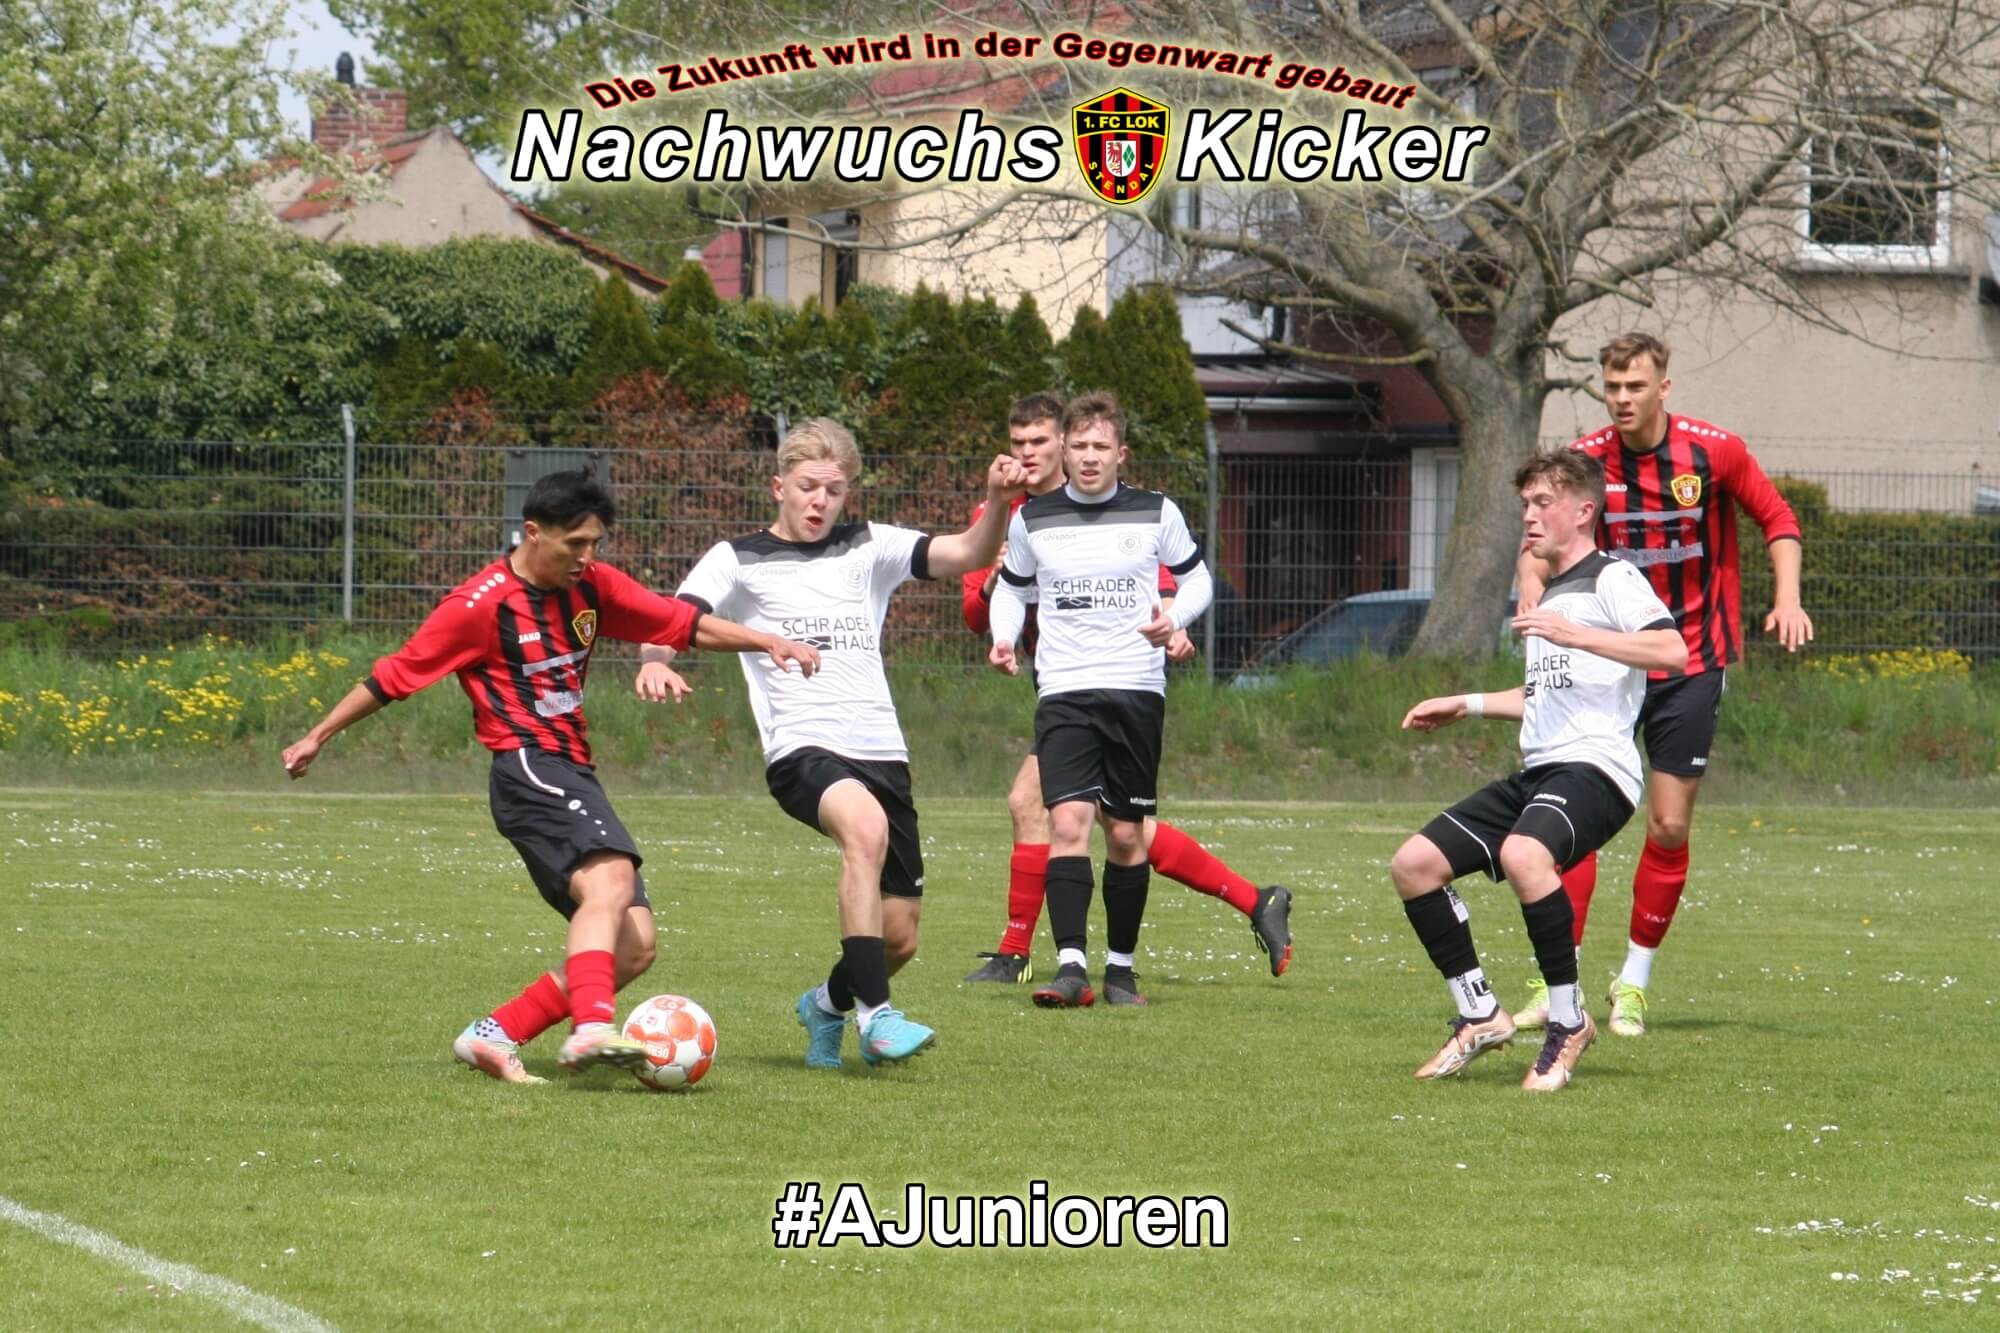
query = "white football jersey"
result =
(997, 483, 1204, 698)
(677, 521, 930, 764)
(1520, 551, 1676, 804)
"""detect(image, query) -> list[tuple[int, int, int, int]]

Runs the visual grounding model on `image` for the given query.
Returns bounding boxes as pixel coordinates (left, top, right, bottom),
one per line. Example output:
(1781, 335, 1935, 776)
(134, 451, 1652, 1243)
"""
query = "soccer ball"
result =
(620, 994, 717, 1091)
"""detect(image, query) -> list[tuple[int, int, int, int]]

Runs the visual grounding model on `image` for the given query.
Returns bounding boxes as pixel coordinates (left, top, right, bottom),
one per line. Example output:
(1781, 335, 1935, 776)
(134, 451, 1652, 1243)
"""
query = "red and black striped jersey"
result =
(1572, 415, 1802, 676)
(364, 558, 698, 765)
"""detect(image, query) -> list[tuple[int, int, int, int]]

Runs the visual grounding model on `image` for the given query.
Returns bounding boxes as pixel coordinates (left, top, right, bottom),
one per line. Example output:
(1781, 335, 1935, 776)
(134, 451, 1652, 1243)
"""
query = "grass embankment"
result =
(1, 637, 1995, 804)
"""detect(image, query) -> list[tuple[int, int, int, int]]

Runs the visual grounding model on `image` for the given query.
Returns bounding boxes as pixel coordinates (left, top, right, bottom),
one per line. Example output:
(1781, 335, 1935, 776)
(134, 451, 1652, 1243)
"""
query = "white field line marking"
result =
(0, 1194, 336, 1333)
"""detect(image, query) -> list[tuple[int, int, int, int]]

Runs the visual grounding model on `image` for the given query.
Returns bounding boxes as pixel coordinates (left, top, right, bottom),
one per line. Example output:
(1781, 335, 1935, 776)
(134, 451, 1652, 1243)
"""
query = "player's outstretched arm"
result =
(1763, 537, 1813, 652)
(1511, 609, 1686, 673)
(691, 616, 820, 677)
(1719, 438, 1811, 651)
(927, 456, 1029, 577)
(282, 682, 386, 779)
(1403, 687, 1524, 731)
(634, 642, 692, 703)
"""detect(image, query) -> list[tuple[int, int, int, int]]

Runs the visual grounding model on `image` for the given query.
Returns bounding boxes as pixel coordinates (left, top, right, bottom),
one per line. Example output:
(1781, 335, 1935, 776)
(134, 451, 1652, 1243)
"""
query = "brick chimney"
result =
(313, 55, 408, 153)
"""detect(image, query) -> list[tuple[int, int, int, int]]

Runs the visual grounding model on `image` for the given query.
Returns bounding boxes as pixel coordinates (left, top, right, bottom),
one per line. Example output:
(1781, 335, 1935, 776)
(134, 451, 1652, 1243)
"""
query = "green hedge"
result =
(3, 242, 1220, 644)
(1741, 477, 2000, 658)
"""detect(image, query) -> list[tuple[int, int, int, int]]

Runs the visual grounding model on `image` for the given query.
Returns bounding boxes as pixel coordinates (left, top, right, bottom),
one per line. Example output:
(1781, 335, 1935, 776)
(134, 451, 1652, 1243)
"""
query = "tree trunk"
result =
(1410, 391, 1543, 658)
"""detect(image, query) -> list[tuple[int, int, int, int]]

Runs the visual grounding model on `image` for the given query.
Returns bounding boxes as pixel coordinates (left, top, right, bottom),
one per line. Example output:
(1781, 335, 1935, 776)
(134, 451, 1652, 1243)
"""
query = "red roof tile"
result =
(271, 130, 432, 221)
(511, 204, 673, 293)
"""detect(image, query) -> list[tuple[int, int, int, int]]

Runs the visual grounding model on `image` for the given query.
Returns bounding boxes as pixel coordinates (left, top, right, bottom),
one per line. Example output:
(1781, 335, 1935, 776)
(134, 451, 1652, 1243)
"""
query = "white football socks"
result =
(1548, 982, 1584, 1028)
(1448, 967, 1495, 1019)
(1620, 943, 1657, 990)
(1057, 946, 1088, 971)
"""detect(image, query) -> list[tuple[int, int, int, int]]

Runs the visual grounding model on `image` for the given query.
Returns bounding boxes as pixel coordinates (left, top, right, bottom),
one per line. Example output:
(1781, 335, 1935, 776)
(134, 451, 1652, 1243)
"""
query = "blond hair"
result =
(775, 417, 862, 481)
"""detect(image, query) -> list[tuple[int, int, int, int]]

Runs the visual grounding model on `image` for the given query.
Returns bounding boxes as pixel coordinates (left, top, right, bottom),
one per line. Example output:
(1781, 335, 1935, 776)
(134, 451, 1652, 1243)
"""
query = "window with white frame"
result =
(1804, 103, 1950, 266)
(761, 218, 789, 301)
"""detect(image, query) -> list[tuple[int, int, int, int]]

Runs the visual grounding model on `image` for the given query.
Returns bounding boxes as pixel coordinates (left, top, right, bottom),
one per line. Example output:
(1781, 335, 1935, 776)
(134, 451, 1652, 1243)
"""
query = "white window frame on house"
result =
(810, 209, 861, 307)
(1799, 102, 1952, 269)
(1407, 448, 1460, 593)
(760, 218, 790, 301)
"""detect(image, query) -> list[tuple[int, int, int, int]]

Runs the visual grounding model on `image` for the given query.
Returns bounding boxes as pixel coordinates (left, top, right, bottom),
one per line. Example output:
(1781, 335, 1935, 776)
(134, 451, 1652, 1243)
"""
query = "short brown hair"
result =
(775, 417, 862, 482)
(1062, 390, 1125, 444)
(1008, 392, 1065, 430)
(1514, 447, 1606, 514)
(1599, 332, 1670, 373)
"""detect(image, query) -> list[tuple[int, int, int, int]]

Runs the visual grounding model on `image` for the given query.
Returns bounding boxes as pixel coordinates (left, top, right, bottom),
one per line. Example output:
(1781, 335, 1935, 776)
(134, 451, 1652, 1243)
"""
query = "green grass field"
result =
(3, 788, 1996, 1329)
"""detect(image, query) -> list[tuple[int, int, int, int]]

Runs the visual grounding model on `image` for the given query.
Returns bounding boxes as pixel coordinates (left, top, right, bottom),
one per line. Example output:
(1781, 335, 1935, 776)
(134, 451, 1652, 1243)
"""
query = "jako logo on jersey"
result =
(1072, 88, 1169, 203)
(1605, 483, 1628, 492)
(517, 631, 542, 645)
(1671, 474, 1703, 507)
(571, 609, 598, 647)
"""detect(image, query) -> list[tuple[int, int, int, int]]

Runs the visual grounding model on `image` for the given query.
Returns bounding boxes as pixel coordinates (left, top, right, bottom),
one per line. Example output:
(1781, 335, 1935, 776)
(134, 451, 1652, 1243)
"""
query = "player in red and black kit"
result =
(959, 392, 1293, 987)
(282, 469, 818, 1082)
(1515, 333, 1812, 1037)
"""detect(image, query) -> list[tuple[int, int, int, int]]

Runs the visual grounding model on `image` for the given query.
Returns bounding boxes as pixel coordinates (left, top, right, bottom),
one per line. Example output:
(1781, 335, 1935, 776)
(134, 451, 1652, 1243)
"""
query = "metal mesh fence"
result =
(5, 420, 1998, 668)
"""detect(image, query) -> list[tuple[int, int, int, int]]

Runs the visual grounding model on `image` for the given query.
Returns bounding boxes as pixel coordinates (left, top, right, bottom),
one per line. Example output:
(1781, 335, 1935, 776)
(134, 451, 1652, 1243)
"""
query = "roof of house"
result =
(269, 127, 435, 223)
(264, 125, 672, 293)
(509, 204, 672, 294)
(1196, 358, 1369, 401)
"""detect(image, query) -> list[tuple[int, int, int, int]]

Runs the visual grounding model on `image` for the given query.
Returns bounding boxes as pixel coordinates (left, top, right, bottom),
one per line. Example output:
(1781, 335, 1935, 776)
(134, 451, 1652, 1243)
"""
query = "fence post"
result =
(341, 403, 356, 624)
(1203, 419, 1219, 683)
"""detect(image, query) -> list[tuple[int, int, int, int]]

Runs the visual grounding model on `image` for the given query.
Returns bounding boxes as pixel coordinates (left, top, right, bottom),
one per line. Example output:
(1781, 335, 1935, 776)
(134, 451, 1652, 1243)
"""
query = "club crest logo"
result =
(1072, 88, 1170, 204)
(571, 608, 598, 647)
(1670, 473, 1702, 507)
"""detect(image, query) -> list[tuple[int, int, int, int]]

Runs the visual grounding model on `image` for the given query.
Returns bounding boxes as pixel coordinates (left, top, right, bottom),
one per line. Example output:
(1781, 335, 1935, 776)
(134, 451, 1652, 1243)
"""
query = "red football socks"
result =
(491, 971, 569, 1044)
(1630, 837, 1691, 949)
(565, 949, 619, 1029)
(1561, 850, 1600, 946)
(1149, 821, 1260, 917)
(996, 843, 1049, 956)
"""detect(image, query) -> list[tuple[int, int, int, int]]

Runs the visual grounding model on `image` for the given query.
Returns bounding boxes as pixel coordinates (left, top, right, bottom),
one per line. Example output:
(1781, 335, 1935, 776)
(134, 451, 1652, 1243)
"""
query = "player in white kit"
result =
(988, 392, 1215, 1009)
(636, 419, 1027, 1069)
(1388, 449, 1684, 1091)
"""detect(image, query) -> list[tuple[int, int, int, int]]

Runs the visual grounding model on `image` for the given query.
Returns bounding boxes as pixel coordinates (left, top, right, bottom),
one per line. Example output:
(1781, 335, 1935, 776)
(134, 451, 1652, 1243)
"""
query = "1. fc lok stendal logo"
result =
(1072, 88, 1169, 204)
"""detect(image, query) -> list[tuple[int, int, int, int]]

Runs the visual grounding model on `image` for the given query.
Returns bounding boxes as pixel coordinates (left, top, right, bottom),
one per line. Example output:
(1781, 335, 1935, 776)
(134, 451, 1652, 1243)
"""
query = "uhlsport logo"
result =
(1072, 87, 1169, 203)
